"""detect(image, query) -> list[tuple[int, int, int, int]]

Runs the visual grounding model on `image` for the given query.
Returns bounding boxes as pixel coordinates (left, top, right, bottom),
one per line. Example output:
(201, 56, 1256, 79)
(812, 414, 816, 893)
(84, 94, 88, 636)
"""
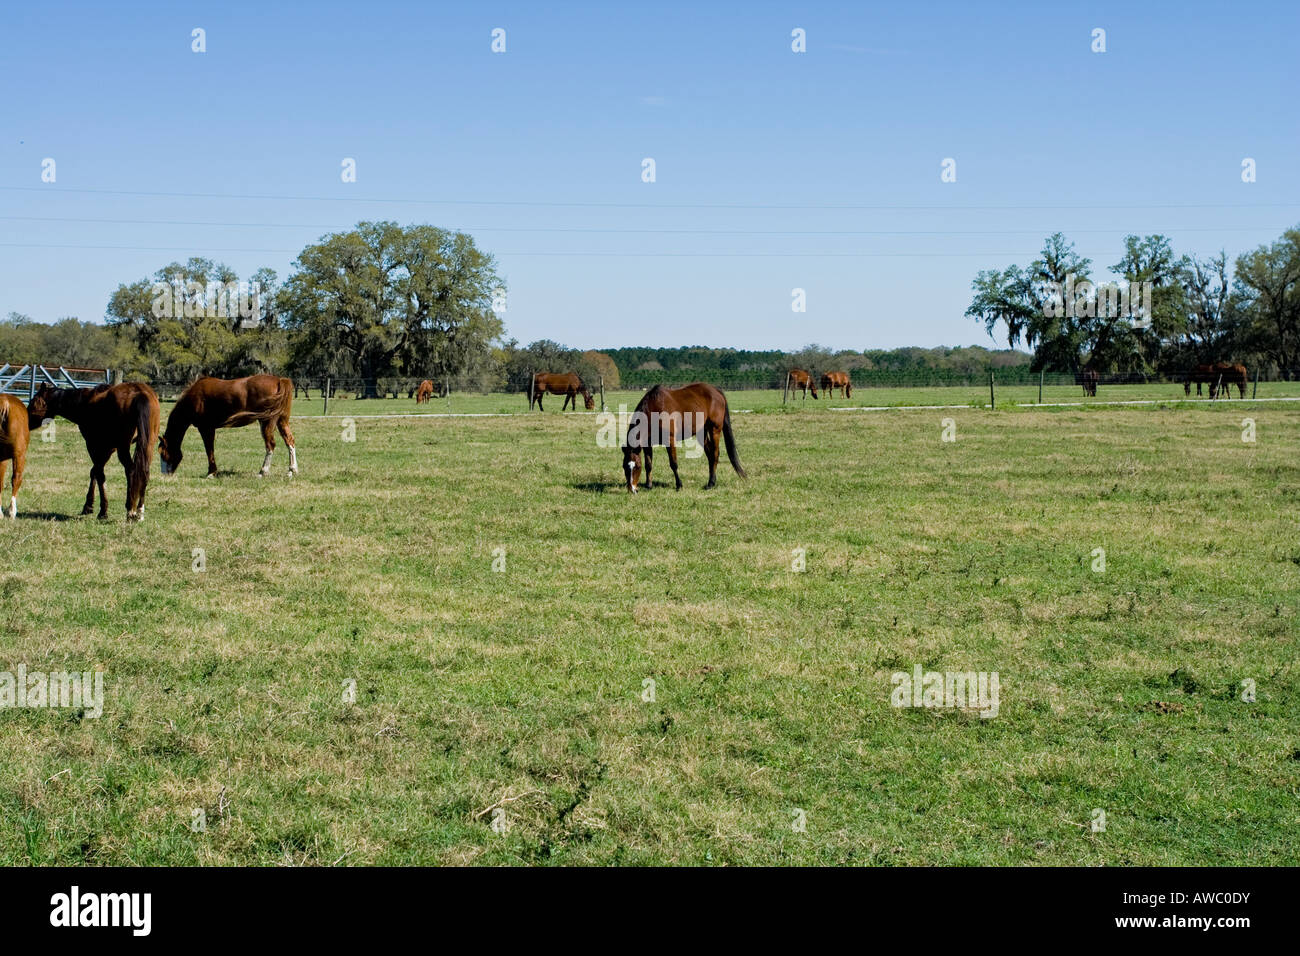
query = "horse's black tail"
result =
(722, 404, 746, 478)
(130, 391, 155, 510)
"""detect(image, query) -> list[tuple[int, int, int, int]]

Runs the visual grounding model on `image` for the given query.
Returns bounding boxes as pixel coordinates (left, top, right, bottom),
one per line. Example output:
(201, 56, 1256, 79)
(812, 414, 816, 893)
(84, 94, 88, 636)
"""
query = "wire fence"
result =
(135, 368, 1298, 403)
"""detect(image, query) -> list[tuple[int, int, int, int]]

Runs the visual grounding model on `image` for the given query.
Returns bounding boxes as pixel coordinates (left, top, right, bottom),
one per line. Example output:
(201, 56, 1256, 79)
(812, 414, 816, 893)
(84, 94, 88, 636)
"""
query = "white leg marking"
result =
(8, 496, 14, 519)
(288, 446, 298, 476)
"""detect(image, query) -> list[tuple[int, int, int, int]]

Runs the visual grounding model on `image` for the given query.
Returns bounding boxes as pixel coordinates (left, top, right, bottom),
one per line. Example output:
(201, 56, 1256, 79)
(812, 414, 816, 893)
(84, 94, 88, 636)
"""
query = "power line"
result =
(4, 184, 1299, 211)
(0, 241, 1249, 257)
(1, 214, 1293, 237)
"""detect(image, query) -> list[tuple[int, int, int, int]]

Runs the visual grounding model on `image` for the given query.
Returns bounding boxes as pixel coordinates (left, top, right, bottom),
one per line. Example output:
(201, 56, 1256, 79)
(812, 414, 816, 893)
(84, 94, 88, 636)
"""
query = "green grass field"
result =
(1, 384, 1297, 865)
(298, 377, 1300, 417)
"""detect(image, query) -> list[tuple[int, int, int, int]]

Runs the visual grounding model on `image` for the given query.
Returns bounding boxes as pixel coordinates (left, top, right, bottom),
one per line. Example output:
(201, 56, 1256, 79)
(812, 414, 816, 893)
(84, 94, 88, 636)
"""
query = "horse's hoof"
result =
(80, 508, 93, 516)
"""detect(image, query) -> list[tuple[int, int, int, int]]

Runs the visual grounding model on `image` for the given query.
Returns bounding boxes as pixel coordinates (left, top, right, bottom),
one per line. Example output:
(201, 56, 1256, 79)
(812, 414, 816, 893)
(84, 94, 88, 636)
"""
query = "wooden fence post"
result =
(1252, 369, 1257, 399)
(528, 370, 535, 410)
(783, 371, 790, 405)
(989, 371, 995, 409)
(599, 375, 605, 412)
(324, 377, 330, 416)
(1038, 369, 1043, 404)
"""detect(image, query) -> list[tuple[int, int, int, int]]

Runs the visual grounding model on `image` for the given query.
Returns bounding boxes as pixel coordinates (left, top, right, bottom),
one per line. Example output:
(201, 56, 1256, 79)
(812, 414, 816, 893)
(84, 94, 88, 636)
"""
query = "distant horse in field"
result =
(1210, 363, 1248, 399)
(786, 369, 817, 399)
(622, 383, 746, 492)
(820, 371, 852, 398)
(27, 383, 159, 521)
(1080, 367, 1099, 397)
(415, 380, 435, 404)
(0, 395, 30, 519)
(530, 372, 594, 411)
(159, 374, 297, 478)
(1184, 364, 1217, 397)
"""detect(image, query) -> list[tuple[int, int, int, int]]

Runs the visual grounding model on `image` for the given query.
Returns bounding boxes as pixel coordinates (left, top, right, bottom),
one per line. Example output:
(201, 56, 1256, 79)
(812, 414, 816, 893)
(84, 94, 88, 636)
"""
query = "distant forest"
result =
(0, 320, 1032, 391)
(601, 344, 1033, 388)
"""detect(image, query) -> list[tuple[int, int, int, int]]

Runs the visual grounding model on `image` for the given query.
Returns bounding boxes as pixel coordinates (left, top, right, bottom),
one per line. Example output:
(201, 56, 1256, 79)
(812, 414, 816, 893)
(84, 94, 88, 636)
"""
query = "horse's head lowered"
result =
(158, 434, 182, 474)
(582, 387, 595, 411)
(622, 444, 643, 493)
(25, 384, 59, 429)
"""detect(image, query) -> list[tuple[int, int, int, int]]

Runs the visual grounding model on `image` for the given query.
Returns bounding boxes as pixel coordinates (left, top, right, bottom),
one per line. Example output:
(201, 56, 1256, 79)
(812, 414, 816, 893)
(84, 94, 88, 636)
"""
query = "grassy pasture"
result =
(303, 377, 1300, 417)
(0, 386, 1297, 865)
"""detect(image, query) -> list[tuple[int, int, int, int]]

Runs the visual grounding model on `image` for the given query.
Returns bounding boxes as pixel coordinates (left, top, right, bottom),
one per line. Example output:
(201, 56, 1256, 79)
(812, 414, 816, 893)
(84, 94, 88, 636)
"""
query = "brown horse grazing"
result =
(786, 368, 818, 399)
(1184, 363, 1216, 396)
(820, 371, 852, 398)
(159, 374, 297, 478)
(1080, 366, 1099, 397)
(530, 372, 594, 411)
(27, 383, 159, 521)
(622, 383, 746, 492)
(1210, 363, 1248, 399)
(0, 395, 30, 519)
(415, 380, 435, 404)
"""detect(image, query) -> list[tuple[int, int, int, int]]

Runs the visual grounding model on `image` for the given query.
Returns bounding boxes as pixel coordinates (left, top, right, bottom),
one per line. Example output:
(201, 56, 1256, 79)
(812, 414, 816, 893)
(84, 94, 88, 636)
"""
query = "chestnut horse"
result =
(415, 380, 435, 404)
(0, 395, 30, 519)
(530, 372, 594, 411)
(1210, 363, 1248, 399)
(1080, 367, 1099, 397)
(621, 383, 746, 492)
(159, 374, 297, 477)
(820, 371, 852, 398)
(27, 383, 159, 521)
(786, 369, 817, 399)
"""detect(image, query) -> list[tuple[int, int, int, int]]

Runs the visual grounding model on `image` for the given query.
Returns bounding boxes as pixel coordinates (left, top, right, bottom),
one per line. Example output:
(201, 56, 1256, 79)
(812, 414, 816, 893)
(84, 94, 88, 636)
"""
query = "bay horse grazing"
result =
(1210, 363, 1248, 400)
(530, 372, 594, 411)
(786, 369, 817, 399)
(26, 383, 159, 521)
(820, 371, 852, 398)
(1080, 366, 1099, 397)
(1184, 363, 1216, 396)
(622, 383, 746, 492)
(159, 374, 298, 478)
(0, 395, 30, 519)
(415, 380, 435, 404)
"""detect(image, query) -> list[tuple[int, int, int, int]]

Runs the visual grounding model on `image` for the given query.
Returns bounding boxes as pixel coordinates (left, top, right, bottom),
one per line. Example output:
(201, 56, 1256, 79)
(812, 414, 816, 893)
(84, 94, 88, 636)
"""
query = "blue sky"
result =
(2, 0, 1296, 351)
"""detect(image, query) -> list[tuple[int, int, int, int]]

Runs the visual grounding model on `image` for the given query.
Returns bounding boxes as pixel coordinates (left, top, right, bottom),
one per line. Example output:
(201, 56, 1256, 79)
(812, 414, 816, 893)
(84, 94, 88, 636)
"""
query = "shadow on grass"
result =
(17, 512, 77, 521)
(572, 479, 622, 494)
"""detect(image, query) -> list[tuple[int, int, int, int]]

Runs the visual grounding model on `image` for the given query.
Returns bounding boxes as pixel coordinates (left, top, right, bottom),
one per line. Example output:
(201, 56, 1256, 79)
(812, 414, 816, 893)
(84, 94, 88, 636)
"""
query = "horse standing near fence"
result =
(787, 369, 818, 399)
(530, 372, 594, 411)
(621, 383, 746, 492)
(0, 395, 30, 519)
(26, 383, 159, 521)
(819, 371, 852, 398)
(415, 380, 435, 404)
(1184, 364, 1216, 396)
(1210, 363, 1248, 399)
(158, 374, 298, 477)
(1080, 367, 1099, 397)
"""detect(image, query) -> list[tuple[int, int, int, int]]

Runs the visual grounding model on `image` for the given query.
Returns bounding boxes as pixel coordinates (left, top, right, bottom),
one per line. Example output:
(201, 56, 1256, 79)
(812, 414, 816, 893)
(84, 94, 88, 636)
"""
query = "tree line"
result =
(966, 226, 1300, 378)
(10, 219, 1291, 390)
